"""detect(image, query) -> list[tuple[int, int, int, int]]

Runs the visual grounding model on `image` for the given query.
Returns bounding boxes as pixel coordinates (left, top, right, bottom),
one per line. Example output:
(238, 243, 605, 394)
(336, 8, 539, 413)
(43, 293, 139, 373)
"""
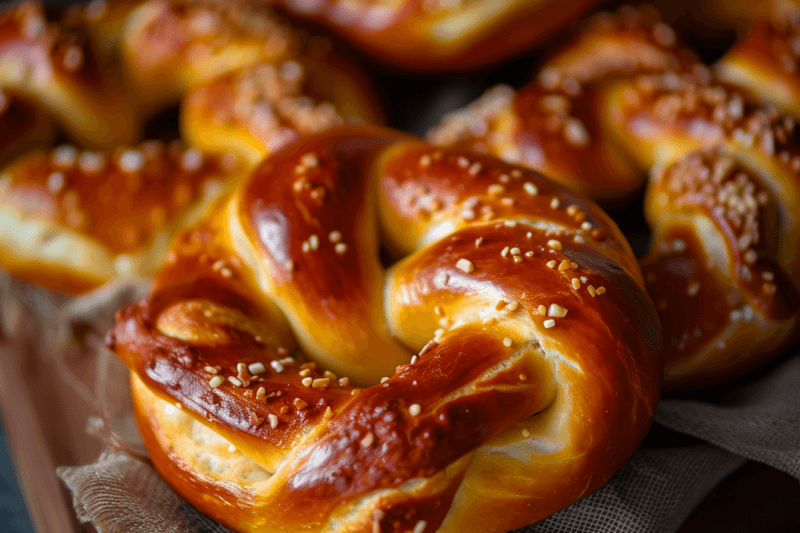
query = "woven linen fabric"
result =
(519, 443, 744, 533)
(56, 437, 744, 533)
(50, 281, 800, 533)
(656, 356, 800, 480)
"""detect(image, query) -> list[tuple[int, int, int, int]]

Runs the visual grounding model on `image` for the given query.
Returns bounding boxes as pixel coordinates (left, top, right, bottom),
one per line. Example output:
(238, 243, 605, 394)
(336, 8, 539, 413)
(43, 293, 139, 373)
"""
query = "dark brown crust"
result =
(0, 91, 55, 167)
(642, 147, 800, 388)
(272, 328, 549, 527)
(647, 149, 794, 320)
(640, 228, 798, 388)
(112, 125, 662, 532)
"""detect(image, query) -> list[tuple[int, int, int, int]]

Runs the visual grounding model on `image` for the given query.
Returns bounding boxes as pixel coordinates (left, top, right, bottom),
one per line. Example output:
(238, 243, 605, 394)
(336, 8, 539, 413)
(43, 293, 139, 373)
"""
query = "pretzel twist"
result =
(429, 5, 800, 387)
(0, 0, 381, 294)
(109, 125, 662, 533)
(0, 1, 142, 147)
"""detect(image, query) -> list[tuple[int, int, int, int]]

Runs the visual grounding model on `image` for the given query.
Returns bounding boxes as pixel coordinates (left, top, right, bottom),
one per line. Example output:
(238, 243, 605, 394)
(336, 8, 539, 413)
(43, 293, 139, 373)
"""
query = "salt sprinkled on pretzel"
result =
(109, 125, 661, 533)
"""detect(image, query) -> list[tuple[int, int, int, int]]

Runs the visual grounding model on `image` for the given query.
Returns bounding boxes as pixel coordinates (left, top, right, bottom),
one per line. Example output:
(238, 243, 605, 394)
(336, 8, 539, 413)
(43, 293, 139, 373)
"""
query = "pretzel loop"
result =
(111, 125, 661, 533)
(429, 5, 800, 388)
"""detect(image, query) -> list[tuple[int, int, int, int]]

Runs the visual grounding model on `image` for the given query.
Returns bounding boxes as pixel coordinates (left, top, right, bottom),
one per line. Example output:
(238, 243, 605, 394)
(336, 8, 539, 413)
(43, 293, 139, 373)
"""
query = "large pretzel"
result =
(109, 125, 662, 533)
(429, 5, 800, 388)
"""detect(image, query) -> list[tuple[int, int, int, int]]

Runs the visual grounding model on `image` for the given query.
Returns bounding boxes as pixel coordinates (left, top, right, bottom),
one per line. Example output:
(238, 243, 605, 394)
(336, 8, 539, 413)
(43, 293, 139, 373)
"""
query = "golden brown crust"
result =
(111, 125, 662, 532)
(0, 1, 383, 294)
(716, 18, 800, 117)
(272, 0, 603, 70)
(120, 0, 298, 112)
(427, 6, 698, 205)
(181, 53, 381, 165)
(375, 141, 640, 279)
(0, 141, 245, 294)
(0, 1, 141, 147)
(642, 148, 800, 388)
(429, 84, 643, 204)
(429, 3, 800, 390)
(540, 4, 697, 83)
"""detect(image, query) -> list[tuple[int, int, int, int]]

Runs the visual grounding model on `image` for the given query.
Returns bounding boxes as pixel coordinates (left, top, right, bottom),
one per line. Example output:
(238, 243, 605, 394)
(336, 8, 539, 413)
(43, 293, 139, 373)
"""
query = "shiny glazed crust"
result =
(0, 0, 383, 294)
(110, 125, 663, 533)
(0, 141, 245, 294)
(0, 0, 382, 148)
(119, 0, 298, 113)
(715, 16, 800, 117)
(642, 148, 799, 387)
(427, 6, 699, 204)
(271, 0, 603, 70)
(181, 52, 382, 165)
(429, 5, 800, 388)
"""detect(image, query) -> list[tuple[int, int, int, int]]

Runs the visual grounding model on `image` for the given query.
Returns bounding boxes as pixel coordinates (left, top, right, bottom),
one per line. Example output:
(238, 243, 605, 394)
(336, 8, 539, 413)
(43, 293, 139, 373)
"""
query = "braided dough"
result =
(430, 5, 800, 388)
(110, 125, 662, 533)
(715, 14, 800, 118)
(0, 1, 141, 147)
(0, 0, 381, 294)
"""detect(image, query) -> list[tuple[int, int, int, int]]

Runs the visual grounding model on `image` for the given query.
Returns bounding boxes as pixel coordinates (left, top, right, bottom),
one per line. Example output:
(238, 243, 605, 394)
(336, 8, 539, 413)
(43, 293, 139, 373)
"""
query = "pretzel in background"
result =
(0, 0, 381, 294)
(429, 5, 800, 388)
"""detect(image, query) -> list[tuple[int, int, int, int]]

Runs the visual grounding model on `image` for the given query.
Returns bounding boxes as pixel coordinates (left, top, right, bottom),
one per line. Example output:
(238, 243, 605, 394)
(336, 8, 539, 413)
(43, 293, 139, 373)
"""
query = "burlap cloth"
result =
(2, 275, 798, 533)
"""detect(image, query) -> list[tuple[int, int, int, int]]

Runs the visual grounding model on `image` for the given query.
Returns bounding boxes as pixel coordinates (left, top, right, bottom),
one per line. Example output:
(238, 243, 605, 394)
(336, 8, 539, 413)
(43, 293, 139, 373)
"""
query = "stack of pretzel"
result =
(0, 1, 798, 532)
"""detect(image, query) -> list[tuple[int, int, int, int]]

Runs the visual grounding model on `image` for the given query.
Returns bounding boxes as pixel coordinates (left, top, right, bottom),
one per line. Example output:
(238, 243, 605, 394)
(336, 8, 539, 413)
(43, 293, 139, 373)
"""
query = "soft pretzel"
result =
(427, 6, 699, 204)
(429, 6, 800, 388)
(268, 0, 603, 71)
(181, 53, 382, 164)
(108, 125, 662, 533)
(0, 0, 381, 149)
(715, 14, 800, 117)
(641, 147, 799, 387)
(119, 0, 382, 145)
(0, 1, 142, 147)
(118, 0, 300, 115)
(0, 141, 246, 294)
(0, 0, 384, 294)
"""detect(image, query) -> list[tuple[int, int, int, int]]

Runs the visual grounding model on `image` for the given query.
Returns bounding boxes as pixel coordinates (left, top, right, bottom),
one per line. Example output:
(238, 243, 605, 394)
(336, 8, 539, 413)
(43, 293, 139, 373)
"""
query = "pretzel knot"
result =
(110, 125, 661, 533)
(428, 5, 800, 389)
